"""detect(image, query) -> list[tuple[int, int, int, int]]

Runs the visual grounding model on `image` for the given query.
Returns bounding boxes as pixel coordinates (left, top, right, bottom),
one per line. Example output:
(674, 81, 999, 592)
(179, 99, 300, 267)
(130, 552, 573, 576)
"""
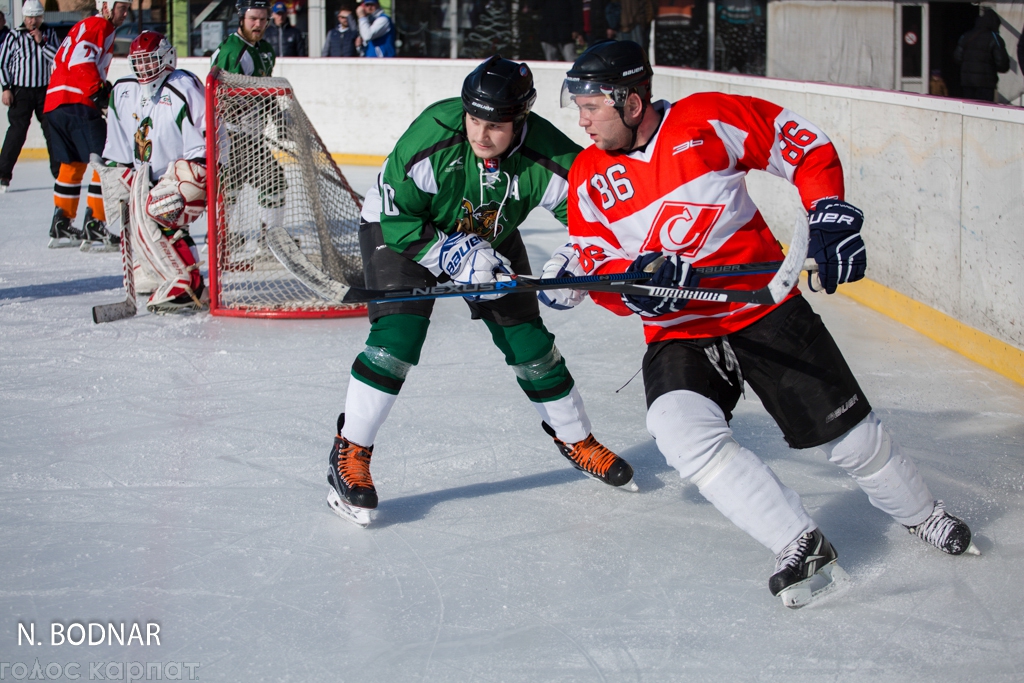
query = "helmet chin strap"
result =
(618, 97, 649, 153)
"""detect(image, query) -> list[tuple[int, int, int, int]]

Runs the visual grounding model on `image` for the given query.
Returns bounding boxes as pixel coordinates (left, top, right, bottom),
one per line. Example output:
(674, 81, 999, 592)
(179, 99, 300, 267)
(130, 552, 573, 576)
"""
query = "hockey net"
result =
(205, 69, 366, 318)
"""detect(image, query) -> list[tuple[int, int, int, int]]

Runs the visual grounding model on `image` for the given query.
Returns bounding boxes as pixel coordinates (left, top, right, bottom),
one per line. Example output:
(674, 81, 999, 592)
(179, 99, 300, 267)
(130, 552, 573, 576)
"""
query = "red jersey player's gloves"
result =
(146, 160, 208, 230)
(621, 253, 696, 317)
(537, 243, 586, 310)
(807, 200, 866, 294)
(91, 80, 112, 109)
(438, 231, 512, 302)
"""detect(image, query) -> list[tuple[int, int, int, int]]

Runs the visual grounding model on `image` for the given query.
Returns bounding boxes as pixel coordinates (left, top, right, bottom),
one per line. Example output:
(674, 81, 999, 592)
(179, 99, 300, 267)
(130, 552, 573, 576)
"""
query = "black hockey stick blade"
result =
(92, 199, 137, 324)
(92, 299, 137, 324)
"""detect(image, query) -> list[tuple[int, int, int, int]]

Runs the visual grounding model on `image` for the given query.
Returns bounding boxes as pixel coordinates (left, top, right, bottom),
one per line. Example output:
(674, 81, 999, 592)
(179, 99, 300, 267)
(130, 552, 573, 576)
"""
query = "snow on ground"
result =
(1, 160, 1023, 682)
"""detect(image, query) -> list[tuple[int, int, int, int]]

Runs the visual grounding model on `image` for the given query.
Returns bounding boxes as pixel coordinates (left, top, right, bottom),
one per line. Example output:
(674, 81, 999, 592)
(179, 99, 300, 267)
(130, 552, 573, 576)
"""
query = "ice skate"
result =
(79, 208, 120, 252)
(146, 281, 209, 315)
(769, 529, 849, 609)
(906, 500, 980, 556)
(542, 422, 638, 491)
(327, 413, 377, 528)
(47, 208, 83, 248)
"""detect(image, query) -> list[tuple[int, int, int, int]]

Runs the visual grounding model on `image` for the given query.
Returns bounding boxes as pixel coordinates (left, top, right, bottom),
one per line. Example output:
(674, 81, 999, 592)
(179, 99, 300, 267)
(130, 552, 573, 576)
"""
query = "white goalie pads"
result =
(130, 162, 200, 307)
(146, 159, 208, 229)
(89, 154, 135, 236)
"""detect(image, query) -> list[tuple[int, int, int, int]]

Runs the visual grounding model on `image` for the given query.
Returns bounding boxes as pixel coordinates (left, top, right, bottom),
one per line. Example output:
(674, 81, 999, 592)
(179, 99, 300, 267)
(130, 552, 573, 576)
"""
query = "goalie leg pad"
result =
(130, 165, 205, 311)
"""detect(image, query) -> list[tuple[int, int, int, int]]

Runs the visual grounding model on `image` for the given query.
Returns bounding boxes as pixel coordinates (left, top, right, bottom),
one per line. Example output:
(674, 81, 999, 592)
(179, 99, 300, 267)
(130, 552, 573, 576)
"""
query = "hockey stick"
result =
(92, 199, 137, 323)
(341, 216, 811, 306)
(265, 225, 350, 302)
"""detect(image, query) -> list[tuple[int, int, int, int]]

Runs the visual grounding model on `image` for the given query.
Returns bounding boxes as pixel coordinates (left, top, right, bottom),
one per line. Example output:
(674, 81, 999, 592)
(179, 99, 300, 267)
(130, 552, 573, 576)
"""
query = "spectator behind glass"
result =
(356, 0, 394, 57)
(953, 7, 1010, 103)
(323, 6, 361, 57)
(617, 0, 652, 52)
(0, 11, 11, 47)
(264, 1, 306, 56)
(537, 0, 583, 62)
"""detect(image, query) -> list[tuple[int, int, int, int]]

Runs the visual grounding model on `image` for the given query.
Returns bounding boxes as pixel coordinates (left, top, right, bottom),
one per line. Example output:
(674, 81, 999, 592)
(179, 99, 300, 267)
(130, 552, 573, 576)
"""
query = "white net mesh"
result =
(207, 71, 365, 318)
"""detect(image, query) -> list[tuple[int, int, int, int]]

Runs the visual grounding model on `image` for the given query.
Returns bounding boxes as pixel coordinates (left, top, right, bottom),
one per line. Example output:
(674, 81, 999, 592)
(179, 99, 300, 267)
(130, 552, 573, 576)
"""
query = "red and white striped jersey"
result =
(567, 92, 845, 342)
(44, 15, 116, 113)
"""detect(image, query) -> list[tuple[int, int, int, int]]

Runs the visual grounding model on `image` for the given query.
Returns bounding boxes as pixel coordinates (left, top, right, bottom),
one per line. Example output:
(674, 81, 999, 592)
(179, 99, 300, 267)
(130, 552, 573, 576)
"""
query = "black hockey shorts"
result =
(44, 104, 106, 165)
(359, 220, 539, 327)
(642, 295, 872, 449)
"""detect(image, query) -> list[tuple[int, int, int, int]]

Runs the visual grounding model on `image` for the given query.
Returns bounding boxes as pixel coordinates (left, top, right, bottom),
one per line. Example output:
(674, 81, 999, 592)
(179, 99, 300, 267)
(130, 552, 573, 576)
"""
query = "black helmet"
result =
(236, 0, 270, 22)
(561, 40, 653, 109)
(462, 55, 537, 124)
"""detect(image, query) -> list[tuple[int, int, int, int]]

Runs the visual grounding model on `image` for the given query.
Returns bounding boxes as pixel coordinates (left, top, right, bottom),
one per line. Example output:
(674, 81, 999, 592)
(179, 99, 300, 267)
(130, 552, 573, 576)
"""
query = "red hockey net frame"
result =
(205, 69, 367, 319)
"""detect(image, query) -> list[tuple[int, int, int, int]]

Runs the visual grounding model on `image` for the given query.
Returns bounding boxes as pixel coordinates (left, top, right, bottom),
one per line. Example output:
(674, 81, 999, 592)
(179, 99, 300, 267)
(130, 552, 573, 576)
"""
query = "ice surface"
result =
(1, 161, 1022, 682)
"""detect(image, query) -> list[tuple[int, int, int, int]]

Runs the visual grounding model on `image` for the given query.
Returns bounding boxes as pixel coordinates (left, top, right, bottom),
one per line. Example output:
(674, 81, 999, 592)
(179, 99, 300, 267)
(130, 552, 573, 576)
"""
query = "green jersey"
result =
(361, 98, 581, 274)
(211, 32, 276, 77)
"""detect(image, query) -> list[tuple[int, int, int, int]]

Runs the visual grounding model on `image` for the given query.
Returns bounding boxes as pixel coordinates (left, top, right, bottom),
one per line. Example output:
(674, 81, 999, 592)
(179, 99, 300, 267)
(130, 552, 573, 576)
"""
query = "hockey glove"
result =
(91, 80, 112, 109)
(808, 199, 866, 294)
(146, 160, 208, 230)
(537, 243, 586, 310)
(621, 253, 695, 317)
(438, 231, 512, 301)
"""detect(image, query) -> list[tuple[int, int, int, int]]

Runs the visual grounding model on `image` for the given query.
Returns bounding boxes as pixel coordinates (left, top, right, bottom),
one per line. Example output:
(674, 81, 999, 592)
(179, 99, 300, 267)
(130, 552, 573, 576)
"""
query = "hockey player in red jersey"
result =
(548, 40, 978, 608)
(42, 0, 128, 250)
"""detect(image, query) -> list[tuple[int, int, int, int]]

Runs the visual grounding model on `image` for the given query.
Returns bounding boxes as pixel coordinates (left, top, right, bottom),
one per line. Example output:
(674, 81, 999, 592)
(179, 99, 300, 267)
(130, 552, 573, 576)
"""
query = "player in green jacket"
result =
(326, 56, 637, 527)
(211, 0, 275, 77)
(210, 0, 284, 243)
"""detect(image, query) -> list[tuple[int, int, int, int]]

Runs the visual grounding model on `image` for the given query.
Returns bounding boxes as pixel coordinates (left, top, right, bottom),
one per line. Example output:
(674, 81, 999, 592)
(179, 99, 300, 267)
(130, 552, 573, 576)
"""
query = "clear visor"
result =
(559, 80, 624, 121)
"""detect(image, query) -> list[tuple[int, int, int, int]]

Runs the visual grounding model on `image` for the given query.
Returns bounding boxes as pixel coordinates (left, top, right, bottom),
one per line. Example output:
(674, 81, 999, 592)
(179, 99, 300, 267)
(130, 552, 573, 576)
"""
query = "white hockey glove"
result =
(537, 243, 586, 310)
(438, 231, 512, 301)
(146, 160, 208, 230)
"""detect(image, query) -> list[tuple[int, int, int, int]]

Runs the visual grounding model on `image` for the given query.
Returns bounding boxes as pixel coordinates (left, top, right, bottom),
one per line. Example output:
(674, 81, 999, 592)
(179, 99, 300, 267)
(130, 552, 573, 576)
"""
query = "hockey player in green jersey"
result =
(210, 0, 275, 77)
(327, 56, 637, 527)
(210, 0, 285, 250)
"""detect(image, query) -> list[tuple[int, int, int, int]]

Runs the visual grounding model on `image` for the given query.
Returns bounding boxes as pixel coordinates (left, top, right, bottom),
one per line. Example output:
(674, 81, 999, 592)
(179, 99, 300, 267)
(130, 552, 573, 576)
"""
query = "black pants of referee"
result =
(0, 85, 59, 181)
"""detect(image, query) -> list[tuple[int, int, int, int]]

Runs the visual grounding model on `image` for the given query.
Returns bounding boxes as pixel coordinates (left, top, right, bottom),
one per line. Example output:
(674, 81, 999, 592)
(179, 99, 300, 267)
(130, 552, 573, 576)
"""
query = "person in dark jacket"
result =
(322, 7, 361, 57)
(264, 2, 305, 57)
(0, 11, 12, 48)
(538, 0, 582, 61)
(953, 8, 1010, 102)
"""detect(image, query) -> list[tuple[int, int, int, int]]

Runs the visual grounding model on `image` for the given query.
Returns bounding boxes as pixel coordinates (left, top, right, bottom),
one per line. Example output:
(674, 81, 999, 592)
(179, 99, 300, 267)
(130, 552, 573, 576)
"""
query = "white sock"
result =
(695, 442, 817, 556)
(341, 378, 398, 447)
(532, 386, 591, 444)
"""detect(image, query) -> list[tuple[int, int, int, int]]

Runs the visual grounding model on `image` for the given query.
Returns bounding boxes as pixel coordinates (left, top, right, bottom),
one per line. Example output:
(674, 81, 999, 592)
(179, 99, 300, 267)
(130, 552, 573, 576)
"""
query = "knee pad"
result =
(646, 390, 734, 480)
(511, 344, 562, 381)
(819, 411, 890, 477)
(364, 314, 430, 366)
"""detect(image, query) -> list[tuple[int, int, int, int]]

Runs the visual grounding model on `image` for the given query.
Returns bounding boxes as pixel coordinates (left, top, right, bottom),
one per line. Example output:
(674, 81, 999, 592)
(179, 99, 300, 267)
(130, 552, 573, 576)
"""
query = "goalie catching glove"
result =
(807, 199, 866, 294)
(146, 160, 207, 229)
(537, 243, 586, 310)
(437, 232, 512, 301)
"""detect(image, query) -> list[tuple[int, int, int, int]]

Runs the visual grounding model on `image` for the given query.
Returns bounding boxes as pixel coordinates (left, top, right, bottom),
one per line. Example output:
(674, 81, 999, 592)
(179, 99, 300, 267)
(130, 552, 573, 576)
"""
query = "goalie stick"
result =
(91, 199, 137, 324)
(341, 216, 811, 306)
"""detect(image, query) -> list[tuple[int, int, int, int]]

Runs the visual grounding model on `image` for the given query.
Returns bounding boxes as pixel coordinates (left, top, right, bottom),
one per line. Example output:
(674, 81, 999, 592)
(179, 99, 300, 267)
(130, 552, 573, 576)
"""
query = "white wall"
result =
(5, 57, 1022, 350)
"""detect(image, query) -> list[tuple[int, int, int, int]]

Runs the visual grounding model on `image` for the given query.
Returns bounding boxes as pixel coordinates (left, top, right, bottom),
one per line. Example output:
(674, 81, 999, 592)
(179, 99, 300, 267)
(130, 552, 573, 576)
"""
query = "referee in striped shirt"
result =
(0, 0, 59, 191)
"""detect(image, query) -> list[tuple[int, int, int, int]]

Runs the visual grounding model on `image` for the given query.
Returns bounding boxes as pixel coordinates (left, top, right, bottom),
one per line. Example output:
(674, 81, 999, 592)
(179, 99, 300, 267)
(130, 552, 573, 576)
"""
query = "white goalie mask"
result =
(129, 31, 177, 99)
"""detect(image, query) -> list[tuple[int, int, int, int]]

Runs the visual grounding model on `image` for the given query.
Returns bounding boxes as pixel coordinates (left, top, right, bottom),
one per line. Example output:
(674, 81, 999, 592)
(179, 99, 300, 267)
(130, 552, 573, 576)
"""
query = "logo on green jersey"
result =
(133, 115, 154, 162)
(457, 198, 504, 241)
